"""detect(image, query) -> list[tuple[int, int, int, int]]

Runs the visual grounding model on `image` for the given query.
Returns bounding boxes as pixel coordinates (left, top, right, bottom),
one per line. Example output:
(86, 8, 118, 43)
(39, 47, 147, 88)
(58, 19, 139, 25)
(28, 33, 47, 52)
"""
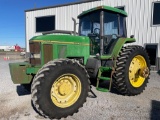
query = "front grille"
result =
(43, 44, 53, 64)
(29, 42, 41, 66)
(30, 42, 40, 53)
(30, 58, 41, 65)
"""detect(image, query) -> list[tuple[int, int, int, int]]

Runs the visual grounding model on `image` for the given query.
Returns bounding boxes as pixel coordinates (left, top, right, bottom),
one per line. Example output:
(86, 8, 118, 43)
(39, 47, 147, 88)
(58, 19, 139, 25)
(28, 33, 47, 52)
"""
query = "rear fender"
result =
(112, 38, 136, 57)
(100, 38, 135, 60)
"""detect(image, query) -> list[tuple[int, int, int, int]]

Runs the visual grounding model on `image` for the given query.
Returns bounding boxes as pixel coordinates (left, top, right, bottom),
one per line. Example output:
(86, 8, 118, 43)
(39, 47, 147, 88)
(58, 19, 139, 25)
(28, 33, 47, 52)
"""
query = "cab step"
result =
(96, 66, 114, 92)
(96, 87, 109, 92)
(98, 77, 110, 81)
(99, 67, 112, 72)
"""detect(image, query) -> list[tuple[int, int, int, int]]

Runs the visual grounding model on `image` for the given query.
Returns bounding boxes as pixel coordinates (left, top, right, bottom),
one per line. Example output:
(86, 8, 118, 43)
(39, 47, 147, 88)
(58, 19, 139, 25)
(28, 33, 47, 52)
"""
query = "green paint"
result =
(78, 5, 127, 18)
(58, 45, 67, 58)
(41, 43, 45, 65)
(96, 66, 112, 92)
(98, 77, 110, 81)
(26, 67, 41, 74)
(99, 66, 112, 72)
(100, 55, 112, 60)
(10, 36, 134, 84)
(9, 62, 41, 84)
(112, 38, 135, 57)
(100, 38, 135, 60)
(96, 87, 109, 92)
(30, 35, 90, 45)
(31, 35, 90, 65)
(96, 38, 135, 92)
(9, 62, 33, 84)
(65, 44, 90, 64)
(53, 44, 58, 59)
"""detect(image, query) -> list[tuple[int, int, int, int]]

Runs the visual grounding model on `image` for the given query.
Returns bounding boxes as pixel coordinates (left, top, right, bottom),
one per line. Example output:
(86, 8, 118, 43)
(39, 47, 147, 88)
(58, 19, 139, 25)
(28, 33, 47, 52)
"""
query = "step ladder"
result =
(96, 66, 114, 92)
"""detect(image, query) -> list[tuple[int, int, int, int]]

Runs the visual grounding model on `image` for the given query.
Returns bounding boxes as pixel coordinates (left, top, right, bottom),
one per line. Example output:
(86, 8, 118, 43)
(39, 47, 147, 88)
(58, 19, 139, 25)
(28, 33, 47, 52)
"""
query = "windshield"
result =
(79, 11, 126, 55)
(79, 11, 100, 36)
(104, 12, 118, 35)
(79, 11, 126, 37)
(104, 12, 126, 37)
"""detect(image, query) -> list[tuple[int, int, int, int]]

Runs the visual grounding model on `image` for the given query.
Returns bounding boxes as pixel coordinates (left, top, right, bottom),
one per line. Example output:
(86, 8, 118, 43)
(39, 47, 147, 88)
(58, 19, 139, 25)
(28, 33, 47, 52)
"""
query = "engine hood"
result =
(30, 34, 90, 45)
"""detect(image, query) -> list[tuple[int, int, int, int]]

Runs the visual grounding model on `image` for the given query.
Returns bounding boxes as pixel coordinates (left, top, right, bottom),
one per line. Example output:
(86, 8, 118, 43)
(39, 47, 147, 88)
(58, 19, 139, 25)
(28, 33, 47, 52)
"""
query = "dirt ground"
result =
(0, 58, 160, 120)
(0, 52, 24, 60)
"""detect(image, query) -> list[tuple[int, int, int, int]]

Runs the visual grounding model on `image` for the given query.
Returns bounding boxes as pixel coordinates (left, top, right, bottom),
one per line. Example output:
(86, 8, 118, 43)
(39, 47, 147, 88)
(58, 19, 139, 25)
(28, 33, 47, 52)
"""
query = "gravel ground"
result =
(0, 59, 160, 120)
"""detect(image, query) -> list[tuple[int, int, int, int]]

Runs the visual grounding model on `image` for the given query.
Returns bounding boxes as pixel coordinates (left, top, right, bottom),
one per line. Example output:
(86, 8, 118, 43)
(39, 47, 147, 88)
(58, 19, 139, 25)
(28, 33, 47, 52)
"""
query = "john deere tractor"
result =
(9, 6, 150, 119)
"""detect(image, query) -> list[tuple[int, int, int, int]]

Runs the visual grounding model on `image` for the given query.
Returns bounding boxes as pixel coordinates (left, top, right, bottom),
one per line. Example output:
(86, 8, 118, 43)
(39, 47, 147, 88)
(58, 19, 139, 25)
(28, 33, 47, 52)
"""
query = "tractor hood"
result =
(30, 34, 90, 45)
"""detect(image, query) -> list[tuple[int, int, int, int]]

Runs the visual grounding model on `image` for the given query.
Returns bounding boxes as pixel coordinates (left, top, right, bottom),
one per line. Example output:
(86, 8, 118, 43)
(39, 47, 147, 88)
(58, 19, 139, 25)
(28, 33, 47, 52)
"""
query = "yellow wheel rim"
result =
(129, 55, 149, 88)
(50, 74, 81, 108)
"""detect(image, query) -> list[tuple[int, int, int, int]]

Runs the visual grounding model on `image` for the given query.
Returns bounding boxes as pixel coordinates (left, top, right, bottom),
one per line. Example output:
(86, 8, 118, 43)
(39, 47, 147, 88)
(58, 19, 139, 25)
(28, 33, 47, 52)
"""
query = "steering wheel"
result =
(112, 34, 121, 39)
(93, 28, 100, 36)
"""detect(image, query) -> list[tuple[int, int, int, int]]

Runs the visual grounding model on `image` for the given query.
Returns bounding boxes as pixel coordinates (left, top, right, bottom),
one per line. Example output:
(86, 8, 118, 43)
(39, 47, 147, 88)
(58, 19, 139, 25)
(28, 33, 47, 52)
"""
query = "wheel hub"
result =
(129, 55, 149, 88)
(139, 67, 149, 78)
(58, 81, 71, 96)
(50, 74, 81, 108)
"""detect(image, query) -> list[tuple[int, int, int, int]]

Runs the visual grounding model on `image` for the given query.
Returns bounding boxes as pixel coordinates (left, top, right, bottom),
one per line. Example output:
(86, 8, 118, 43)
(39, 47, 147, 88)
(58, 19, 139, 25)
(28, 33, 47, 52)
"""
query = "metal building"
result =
(25, 0, 160, 70)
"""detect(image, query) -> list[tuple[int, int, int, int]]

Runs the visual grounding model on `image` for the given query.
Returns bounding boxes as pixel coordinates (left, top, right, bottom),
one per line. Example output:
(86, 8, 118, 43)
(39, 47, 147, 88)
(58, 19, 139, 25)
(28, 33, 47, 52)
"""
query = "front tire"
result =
(113, 45, 150, 96)
(31, 59, 90, 119)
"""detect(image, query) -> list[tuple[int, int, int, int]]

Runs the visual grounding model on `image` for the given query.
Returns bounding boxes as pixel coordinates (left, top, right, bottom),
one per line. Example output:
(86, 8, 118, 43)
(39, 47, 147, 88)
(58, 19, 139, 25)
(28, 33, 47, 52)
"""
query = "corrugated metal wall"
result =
(26, 0, 160, 58)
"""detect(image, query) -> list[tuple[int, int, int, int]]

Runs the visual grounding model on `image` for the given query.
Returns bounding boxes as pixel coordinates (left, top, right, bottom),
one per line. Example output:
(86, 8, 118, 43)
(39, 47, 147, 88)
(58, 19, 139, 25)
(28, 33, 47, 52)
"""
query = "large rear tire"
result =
(31, 59, 90, 119)
(113, 45, 150, 96)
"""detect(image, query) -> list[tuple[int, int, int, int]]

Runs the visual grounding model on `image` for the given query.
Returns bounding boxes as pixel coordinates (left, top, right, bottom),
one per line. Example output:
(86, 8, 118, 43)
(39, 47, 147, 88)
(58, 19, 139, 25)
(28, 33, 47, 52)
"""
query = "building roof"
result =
(78, 5, 127, 18)
(25, 0, 101, 12)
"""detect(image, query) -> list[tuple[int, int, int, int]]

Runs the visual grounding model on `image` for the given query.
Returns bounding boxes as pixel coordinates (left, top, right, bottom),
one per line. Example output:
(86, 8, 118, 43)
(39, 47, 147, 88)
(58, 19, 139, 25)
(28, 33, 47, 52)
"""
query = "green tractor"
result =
(9, 6, 150, 119)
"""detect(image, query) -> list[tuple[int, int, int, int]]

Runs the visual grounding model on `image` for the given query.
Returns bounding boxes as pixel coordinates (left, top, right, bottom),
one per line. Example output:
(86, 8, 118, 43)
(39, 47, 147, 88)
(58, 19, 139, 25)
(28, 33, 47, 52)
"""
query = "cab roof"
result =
(78, 5, 127, 18)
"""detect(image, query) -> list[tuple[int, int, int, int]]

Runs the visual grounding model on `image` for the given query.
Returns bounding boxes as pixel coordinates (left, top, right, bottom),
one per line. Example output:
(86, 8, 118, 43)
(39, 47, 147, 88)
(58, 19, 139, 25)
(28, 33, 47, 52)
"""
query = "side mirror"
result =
(130, 35, 134, 38)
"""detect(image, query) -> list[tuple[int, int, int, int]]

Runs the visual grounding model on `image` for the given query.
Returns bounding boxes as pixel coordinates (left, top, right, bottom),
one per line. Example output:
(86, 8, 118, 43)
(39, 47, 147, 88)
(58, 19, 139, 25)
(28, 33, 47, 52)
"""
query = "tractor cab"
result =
(78, 6, 127, 55)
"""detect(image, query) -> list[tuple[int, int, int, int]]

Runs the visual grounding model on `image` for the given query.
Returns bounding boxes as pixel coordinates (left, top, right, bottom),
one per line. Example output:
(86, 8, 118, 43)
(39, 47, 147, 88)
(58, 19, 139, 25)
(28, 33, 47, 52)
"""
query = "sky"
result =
(0, 0, 81, 48)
